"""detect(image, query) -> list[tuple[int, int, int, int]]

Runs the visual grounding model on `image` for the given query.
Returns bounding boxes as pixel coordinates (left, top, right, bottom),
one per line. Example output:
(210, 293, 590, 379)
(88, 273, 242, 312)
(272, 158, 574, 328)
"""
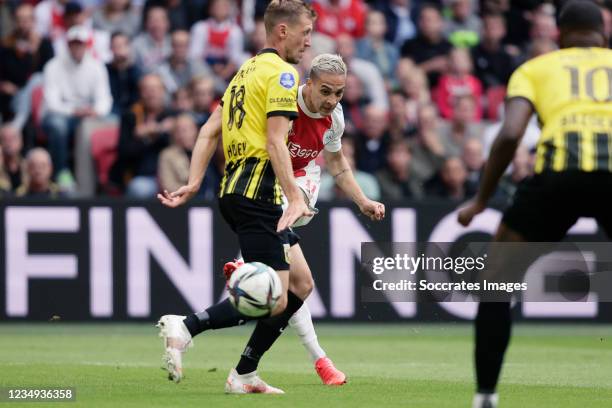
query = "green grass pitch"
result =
(1, 323, 611, 407)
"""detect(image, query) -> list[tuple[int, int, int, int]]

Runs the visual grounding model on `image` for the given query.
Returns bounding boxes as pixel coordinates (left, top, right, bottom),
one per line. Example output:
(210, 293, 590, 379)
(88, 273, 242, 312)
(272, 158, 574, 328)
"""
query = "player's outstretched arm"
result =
(157, 105, 222, 208)
(266, 115, 313, 231)
(323, 149, 385, 221)
(458, 97, 534, 226)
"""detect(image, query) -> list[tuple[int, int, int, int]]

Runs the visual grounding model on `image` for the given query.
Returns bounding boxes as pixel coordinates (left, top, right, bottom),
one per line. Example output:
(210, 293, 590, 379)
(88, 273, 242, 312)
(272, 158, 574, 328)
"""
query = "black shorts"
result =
(288, 229, 301, 247)
(502, 171, 612, 241)
(219, 194, 293, 270)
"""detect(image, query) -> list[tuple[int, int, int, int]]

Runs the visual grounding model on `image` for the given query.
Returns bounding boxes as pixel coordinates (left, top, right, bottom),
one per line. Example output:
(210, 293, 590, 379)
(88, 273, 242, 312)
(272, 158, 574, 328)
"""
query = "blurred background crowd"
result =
(0, 0, 610, 202)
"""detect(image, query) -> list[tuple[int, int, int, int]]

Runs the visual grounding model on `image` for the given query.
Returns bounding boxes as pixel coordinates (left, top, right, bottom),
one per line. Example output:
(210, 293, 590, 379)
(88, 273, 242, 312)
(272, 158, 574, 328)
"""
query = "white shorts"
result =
(282, 163, 321, 228)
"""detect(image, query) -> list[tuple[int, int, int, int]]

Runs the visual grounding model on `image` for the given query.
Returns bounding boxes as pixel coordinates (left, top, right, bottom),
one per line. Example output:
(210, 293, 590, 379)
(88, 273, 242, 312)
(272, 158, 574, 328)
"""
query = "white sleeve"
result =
(34, 2, 51, 37)
(228, 25, 248, 66)
(189, 22, 207, 62)
(323, 103, 345, 152)
(43, 61, 73, 115)
(92, 62, 113, 116)
(93, 30, 112, 63)
(352, 59, 389, 111)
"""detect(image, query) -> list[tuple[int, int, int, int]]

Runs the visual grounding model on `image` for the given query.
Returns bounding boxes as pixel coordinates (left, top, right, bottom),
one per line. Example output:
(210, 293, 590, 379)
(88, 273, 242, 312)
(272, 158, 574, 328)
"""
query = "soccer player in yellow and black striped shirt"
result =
(219, 47, 300, 205)
(458, 2, 612, 407)
(157, 0, 316, 393)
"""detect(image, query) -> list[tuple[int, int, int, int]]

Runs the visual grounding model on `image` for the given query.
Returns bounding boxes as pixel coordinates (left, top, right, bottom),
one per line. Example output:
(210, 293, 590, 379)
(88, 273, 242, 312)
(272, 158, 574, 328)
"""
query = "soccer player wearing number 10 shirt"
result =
(458, 1, 612, 407)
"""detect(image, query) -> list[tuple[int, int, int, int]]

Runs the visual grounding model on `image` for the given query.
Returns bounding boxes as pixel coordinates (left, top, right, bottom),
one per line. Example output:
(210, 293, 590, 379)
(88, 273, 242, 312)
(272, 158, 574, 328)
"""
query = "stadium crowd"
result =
(0, 0, 609, 200)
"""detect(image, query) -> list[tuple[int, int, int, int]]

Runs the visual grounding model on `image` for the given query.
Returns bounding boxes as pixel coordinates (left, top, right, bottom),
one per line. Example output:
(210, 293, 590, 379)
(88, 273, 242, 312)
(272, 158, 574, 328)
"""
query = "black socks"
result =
(235, 290, 304, 374)
(183, 298, 250, 337)
(181, 291, 305, 376)
(475, 302, 512, 393)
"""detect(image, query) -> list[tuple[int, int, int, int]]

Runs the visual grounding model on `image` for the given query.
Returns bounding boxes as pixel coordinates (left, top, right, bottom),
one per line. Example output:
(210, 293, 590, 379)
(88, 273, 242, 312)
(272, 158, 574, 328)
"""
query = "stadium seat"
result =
(90, 124, 120, 192)
(486, 86, 506, 121)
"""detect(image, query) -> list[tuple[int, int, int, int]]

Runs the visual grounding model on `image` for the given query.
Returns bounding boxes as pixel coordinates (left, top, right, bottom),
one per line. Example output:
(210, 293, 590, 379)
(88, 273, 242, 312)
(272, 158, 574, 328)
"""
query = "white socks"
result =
(289, 303, 326, 362)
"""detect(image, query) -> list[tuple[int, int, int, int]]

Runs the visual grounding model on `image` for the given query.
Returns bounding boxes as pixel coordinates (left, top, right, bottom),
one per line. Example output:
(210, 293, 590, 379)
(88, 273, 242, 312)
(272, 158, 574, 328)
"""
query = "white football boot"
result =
(156, 315, 193, 383)
(224, 368, 285, 394)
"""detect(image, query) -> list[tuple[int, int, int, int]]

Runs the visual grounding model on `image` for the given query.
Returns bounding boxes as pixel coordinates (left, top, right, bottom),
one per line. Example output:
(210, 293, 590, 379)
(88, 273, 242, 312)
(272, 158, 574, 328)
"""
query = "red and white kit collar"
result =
(298, 85, 325, 119)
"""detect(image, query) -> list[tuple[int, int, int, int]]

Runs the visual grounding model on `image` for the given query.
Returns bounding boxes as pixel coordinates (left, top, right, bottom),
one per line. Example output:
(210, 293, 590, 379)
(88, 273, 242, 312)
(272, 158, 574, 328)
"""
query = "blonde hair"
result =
(264, 0, 316, 35)
(309, 53, 347, 79)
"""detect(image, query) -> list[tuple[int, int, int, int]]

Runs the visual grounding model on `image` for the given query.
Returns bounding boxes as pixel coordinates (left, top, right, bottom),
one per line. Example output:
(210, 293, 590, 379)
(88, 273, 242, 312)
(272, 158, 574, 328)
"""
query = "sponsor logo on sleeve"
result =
(323, 129, 340, 145)
(279, 72, 296, 89)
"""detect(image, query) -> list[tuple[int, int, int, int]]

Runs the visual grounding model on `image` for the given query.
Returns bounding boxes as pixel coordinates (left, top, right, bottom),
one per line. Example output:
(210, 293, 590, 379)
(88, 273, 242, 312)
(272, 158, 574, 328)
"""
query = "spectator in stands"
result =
(92, 0, 140, 39)
(238, 0, 269, 36)
(172, 85, 193, 112)
(471, 12, 517, 91)
(190, 76, 216, 127)
(336, 33, 389, 111)
(388, 90, 414, 139)
(42, 25, 112, 189)
(395, 61, 430, 131)
(401, 3, 451, 87)
(0, 125, 26, 192)
(158, 29, 210, 95)
(0, 1, 16, 40)
(528, 3, 558, 45)
(444, 0, 481, 48)
(158, 112, 196, 193)
(527, 37, 557, 58)
(112, 73, 173, 197)
(341, 72, 369, 138)
(425, 156, 473, 201)
(434, 47, 483, 121)
(356, 10, 400, 81)
(408, 103, 445, 189)
(392, 51, 414, 86)
(0, 3, 54, 123)
(312, 0, 367, 39)
(355, 105, 389, 173)
(376, 138, 421, 200)
(34, 0, 70, 41)
(319, 136, 381, 201)
(107, 31, 141, 116)
(481, 0, 530, 48)
(438, 94, 483, 157)
(158, 111, 221, 199)
(143, 0, 205, 31)
(245, 17, 266, 56)
(132, 6, 171, 72)
(375, 0, 416, 48)
(189, 0, 246, 83)
(52, 1, 112, 63)
(15, 147, 62, 198)
(461, 137, 483, 195)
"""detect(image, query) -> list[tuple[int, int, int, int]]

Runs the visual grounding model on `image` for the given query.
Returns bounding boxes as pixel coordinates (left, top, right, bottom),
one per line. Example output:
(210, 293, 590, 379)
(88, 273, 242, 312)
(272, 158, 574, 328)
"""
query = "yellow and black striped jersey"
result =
(219, 48, 299, 204)
(507, 47, 612, 173)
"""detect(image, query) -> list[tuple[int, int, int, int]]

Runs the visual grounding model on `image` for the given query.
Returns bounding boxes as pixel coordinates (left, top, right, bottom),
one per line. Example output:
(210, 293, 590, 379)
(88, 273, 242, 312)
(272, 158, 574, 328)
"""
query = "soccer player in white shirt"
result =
(223, 53, 385, 385)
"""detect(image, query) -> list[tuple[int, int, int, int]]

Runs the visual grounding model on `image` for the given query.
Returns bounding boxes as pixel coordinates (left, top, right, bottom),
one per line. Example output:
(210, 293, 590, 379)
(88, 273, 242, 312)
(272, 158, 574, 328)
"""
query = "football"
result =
(227, 262, 282, 317)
